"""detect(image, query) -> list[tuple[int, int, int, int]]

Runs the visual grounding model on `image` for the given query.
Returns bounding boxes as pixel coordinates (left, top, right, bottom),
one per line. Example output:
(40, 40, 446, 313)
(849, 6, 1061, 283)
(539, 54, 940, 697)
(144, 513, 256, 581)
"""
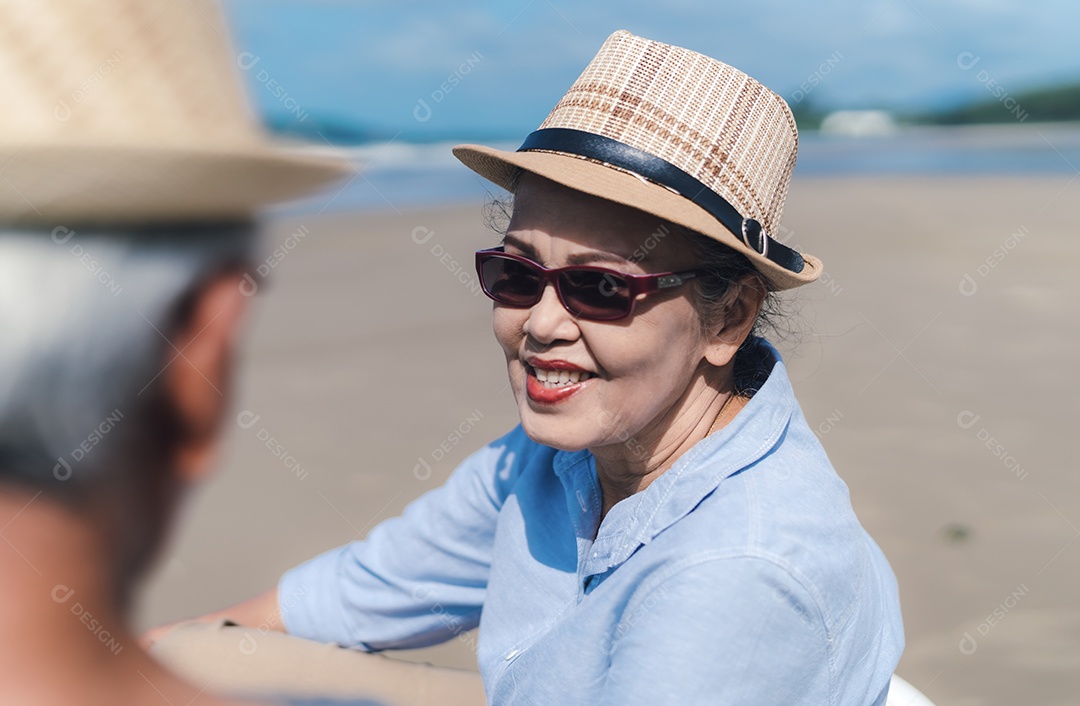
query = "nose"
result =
(522, 281, 581, 345)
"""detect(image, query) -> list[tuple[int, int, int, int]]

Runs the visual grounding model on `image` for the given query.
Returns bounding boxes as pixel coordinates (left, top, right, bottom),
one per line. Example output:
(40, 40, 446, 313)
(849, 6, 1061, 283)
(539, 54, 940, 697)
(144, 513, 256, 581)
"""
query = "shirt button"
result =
(505, 649, 521, 661)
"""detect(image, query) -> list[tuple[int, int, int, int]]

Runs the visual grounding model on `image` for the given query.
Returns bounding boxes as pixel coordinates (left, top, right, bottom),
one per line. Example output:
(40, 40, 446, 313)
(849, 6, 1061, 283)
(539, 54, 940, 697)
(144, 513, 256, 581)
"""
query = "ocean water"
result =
(797, 123, 1080, 175)
(273, 124, 1080, 217)
(271, 139, 516, 217)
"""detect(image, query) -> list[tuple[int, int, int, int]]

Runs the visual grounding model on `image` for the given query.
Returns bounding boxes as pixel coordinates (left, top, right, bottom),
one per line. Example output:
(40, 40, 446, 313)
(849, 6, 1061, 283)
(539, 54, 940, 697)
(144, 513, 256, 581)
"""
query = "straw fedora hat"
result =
(454, 30, 822, 290)
(0, 0, 350, 224)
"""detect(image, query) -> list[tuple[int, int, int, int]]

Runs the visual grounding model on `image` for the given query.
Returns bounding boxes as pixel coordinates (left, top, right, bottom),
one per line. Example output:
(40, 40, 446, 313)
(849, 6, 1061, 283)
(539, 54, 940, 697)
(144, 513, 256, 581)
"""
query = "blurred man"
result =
(0, 1, 348, 704)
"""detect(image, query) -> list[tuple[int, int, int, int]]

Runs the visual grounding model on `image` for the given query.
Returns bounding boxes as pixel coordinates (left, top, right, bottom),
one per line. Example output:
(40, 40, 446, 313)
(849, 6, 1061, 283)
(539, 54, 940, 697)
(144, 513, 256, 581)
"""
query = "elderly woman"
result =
(155, 31, 904, 705)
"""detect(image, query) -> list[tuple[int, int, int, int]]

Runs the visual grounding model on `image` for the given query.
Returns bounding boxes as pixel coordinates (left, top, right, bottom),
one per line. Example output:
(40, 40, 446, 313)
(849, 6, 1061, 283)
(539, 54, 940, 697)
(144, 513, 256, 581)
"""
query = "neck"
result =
(0, 487, 236, 706)
(590, 368, 745, 521)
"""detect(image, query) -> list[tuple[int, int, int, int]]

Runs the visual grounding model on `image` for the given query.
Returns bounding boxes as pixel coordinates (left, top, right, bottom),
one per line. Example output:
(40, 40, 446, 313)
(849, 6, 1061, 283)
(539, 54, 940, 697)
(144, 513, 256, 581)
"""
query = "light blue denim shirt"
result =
(280, 341, 904, 705)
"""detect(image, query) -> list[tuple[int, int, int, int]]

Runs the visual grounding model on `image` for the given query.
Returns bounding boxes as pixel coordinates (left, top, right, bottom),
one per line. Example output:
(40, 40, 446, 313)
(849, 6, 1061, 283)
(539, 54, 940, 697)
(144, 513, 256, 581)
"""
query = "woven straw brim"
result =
(453, 144, 822, 291)
(0, 142, 350, 224)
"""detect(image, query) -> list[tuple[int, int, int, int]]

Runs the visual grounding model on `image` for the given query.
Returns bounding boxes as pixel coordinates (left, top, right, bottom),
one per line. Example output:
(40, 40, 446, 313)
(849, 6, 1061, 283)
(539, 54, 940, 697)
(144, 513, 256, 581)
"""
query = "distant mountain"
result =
(789, 81, 1080, 132)
(789, 98, 827, 131)
(925, 82, 1080, 125)
(262, 111, 524, 146)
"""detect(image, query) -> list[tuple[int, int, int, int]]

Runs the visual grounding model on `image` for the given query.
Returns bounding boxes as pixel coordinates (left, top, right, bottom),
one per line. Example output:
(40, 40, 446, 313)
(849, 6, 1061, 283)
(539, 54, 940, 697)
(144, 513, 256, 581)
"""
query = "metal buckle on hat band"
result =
(741, 218, 769, 259)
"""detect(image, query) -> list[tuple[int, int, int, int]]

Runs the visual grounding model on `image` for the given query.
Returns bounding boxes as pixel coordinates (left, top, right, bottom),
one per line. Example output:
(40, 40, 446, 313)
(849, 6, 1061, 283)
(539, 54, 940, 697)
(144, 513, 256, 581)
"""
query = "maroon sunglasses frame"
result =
(474, 247, 703, 321)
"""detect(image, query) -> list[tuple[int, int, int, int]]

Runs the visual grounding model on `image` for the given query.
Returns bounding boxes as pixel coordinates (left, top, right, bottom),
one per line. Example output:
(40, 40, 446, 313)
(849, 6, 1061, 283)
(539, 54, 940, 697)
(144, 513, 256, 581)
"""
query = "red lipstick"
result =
(526, 359, 589, 372)
(524, 360, 594, 405)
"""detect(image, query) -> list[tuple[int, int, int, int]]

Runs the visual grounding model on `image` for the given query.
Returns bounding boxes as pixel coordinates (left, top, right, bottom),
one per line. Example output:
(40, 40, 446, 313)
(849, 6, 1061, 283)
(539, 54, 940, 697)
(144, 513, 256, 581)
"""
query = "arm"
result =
(145, 426, 533, 651)
(141, 588, 281, 648)
(277, 427, 532, 650)
(602, 557, 832, 706)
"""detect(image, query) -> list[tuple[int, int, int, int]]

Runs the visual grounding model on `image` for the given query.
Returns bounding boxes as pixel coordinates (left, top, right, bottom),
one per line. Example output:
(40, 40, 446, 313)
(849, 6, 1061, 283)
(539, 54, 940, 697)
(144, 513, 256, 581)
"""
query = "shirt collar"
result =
(551, 339, 797, 576)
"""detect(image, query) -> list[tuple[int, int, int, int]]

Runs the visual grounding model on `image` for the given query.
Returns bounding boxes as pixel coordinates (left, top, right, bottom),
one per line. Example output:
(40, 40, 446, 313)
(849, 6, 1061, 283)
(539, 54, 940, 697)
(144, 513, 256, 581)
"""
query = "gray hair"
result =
(0, 223, 256, 501)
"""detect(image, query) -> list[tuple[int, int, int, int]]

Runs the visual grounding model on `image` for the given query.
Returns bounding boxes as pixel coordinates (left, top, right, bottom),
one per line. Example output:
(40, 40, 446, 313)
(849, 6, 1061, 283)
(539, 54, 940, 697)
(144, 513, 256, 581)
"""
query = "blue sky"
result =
(222, 0, 1080, 140)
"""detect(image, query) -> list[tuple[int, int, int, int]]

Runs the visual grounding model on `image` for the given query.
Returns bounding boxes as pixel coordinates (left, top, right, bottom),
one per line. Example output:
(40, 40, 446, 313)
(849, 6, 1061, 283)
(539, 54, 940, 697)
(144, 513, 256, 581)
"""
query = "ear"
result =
(703, 275, 767, 369)
(163, 270, 250, 484)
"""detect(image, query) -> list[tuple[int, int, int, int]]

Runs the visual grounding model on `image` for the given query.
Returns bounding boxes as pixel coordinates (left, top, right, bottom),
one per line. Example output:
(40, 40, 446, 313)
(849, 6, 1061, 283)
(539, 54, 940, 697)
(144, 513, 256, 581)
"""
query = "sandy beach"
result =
(138, 174, 1080, 706)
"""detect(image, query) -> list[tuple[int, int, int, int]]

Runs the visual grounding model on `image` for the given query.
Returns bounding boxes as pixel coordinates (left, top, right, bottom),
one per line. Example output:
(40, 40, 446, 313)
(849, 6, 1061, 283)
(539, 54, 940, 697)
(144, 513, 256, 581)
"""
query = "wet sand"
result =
(139, 174, 1080, 706)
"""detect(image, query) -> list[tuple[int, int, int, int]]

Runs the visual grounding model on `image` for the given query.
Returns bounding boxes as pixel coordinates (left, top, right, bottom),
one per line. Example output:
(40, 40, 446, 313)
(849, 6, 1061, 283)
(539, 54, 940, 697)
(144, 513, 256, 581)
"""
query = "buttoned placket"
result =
(554, 451, 604, 602)
(553, 451, 653, 599)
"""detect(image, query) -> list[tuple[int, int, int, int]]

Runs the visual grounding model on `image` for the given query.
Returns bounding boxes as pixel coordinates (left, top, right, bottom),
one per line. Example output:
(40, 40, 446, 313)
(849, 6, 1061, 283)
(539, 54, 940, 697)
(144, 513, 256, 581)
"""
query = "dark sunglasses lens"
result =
(481, 255, 542, 307)
(559, 269, 631, 319)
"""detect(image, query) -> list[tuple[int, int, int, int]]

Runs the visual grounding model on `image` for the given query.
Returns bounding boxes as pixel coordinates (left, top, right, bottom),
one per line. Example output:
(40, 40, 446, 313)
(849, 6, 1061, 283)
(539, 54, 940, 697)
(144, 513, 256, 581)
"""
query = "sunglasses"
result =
(475, 247, 702, 321)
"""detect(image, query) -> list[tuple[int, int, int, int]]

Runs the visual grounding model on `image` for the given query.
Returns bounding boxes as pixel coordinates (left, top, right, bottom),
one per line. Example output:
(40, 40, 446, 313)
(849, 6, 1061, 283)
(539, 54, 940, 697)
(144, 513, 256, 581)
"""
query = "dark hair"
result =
(673, 226, 787, 395)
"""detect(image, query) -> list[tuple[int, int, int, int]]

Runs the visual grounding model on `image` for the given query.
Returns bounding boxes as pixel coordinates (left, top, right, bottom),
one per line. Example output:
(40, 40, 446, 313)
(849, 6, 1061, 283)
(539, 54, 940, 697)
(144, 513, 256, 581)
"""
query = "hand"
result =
(140, 617, 208, 650)
(141, 588, 282, 651)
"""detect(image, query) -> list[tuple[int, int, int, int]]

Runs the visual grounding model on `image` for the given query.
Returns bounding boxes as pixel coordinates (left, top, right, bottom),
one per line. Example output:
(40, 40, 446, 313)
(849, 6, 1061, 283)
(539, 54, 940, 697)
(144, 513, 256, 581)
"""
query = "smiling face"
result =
(492, 174, 743, 455)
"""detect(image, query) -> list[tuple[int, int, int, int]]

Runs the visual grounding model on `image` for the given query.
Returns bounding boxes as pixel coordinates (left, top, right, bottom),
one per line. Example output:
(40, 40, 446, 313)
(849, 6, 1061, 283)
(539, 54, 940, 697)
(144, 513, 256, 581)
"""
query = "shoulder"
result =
(610, 550, 899, 705)
(638, 414, 903, 701)
(672, 410, 899, 631)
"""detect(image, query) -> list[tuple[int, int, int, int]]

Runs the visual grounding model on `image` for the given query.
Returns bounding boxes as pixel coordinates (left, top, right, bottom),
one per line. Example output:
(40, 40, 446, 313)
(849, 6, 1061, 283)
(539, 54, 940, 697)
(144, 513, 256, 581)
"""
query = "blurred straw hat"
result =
(0, 0, 350, 224)
(454, 30, 821, 290)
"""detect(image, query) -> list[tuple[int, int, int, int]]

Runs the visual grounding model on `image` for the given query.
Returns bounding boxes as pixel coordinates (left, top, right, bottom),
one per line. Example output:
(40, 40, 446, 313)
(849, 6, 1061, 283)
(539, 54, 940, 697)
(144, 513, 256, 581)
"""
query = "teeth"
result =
(531, 366, 593, 387)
